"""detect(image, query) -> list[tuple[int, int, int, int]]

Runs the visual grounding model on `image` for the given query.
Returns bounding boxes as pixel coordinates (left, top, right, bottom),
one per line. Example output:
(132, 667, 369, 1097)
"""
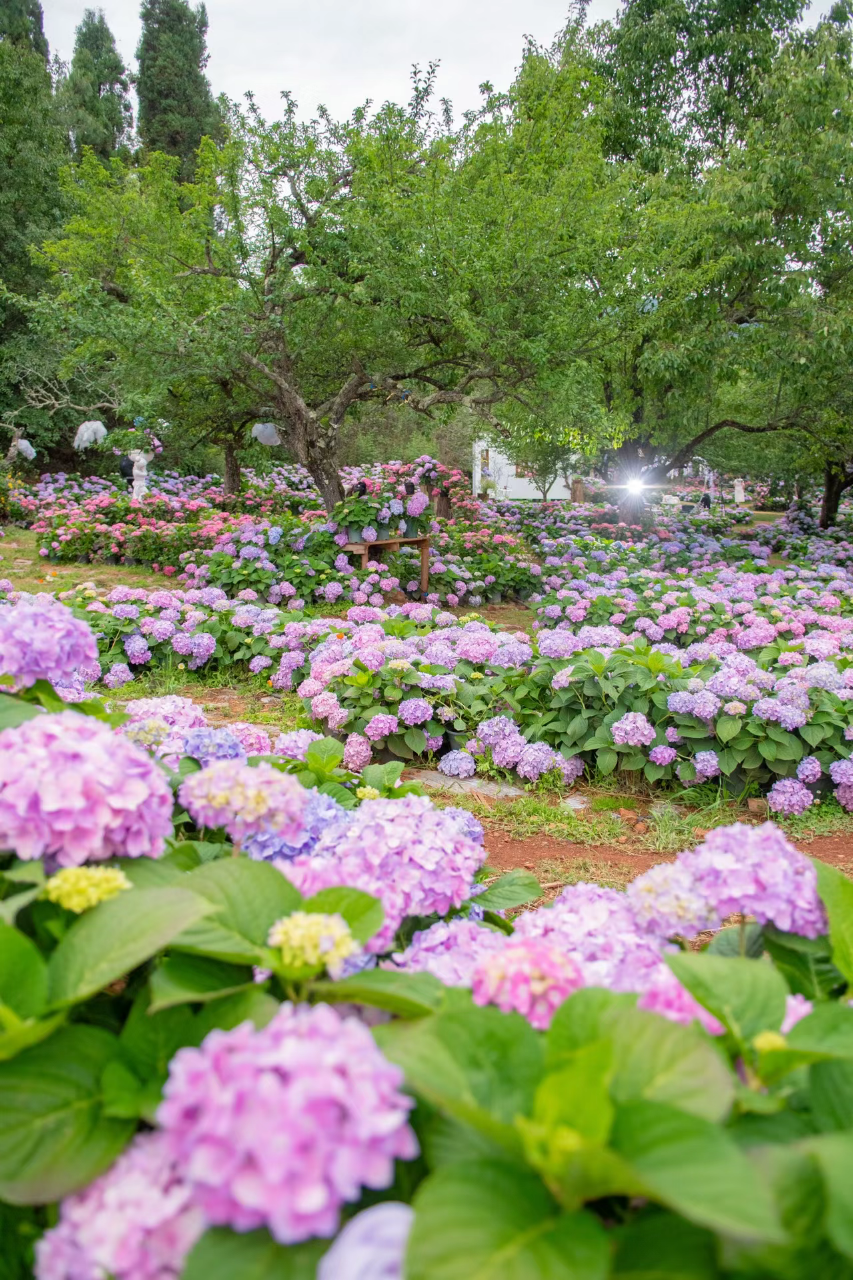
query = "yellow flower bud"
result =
(45, 866, 132, 914)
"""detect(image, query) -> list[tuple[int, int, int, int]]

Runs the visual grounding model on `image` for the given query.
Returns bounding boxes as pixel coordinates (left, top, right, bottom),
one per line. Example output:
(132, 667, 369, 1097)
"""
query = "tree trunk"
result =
(820, 463, 846, 529)
(223, 442, 241, 496)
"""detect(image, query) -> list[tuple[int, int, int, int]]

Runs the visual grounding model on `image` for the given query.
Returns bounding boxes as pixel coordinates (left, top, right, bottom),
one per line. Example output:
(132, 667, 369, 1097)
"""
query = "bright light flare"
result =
(625, 478, 645, 495)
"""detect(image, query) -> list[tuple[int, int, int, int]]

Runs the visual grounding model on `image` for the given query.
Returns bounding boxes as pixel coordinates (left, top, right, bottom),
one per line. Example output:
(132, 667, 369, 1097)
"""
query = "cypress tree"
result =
(60, 9, 132, 161)
(136, 0, 221, 179)
(0, 0, 48, 58)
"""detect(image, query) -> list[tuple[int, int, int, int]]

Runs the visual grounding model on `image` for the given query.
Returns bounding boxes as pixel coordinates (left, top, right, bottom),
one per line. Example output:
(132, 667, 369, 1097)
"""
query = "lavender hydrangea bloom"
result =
(244, 789, 351, 860)
(275, 729, 324, 762)
(0, 711, 174, 865)
(443, 806, 485, 845)
(767, 778, 814, 816)
(391, 918, 504, 985)
(438, 750, 477, 779)
(343, 733, 372, 770)
(317, 1204, 413, 1280)
(694, 751, 721, 779)
(103, 661, 134, 689)
(283, 795, 484, 951)
(364, 714, 400, 742)
(472, 938, 584, 1029)
(797, 755, 822, 783)
(34, 1132, 203, 1280)
(829, 759, 853, 787)
(158, 1004, 418, 1244)
(123, 633, 152, 665)
(611, 712, 655, 747)
(398, 697, 432, 726)
(649, 745, 677, 766)
(0, 597, 100, 689)
(178, 760, 309, 843)
(182, 726, 245, 764)
(680, 822, 827, 937)
(515, 741, 558, 780)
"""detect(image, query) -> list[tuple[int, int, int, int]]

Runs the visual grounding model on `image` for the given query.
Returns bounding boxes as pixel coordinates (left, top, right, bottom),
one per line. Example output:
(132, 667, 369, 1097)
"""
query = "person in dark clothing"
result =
(118, 456, 134, 492)
(700, 492, 711, 510)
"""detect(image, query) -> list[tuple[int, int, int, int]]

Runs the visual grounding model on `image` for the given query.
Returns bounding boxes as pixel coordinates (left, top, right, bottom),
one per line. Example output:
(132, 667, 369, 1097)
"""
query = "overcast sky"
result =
(42, 0, 623, 122)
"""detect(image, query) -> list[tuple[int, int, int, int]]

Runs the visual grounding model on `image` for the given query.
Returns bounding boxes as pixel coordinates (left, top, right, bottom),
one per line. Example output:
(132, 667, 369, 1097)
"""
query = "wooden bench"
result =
(343, 535, 430, 593)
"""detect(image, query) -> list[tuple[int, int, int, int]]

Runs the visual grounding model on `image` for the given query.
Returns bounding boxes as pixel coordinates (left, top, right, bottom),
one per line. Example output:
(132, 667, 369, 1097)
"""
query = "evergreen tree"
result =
(0, 0, 48, 59)
(59, 9, 132, 161)
(135, 0, 221, 179)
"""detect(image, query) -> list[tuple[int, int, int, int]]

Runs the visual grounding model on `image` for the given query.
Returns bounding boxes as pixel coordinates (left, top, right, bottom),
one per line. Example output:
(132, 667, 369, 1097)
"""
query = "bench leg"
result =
(419, 540, 429, 594)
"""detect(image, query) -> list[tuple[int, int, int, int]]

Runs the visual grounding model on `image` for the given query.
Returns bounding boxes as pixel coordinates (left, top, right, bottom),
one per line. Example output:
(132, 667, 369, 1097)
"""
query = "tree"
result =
(59, 9, 132, 162)
(136, 0, 221, 180)
(0, 0, 47, 58)
(0, 27, 67, 446)
(28, 55, 622, 503)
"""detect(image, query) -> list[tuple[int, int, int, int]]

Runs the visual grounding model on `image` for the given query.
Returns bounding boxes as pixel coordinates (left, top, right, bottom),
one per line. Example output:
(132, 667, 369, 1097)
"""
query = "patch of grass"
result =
(590, 794, 639, 812)
(429, 790, 623, 844)
(534, 857, 637, 893)
(639, 800, 746, 854)
(780, 797, 853, 844)
(3, 528, 163, 596)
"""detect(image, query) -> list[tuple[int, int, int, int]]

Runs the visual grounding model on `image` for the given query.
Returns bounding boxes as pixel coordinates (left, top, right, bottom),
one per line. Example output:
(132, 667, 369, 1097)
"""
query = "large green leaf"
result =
(612, 1210, 719, 1278)
(608, 1008, 735, 1123)
(406, 1160, 610, 1279)
(375, 991, 544, 1153)
(805, 1132, 853, 1260)
(173, 859, 302, 963)
(309, 968, 444, 1018)
(762, 926, 843, 999)
(548, 992, 733, 1122)
(471, 871, 542, 912)
(182, 1227, 327, 1280)
(814, 862, 853, 988)
(666, 953, 788, 1045)
(611, 1101, 784, 1242)
(193, 988, 280, 1039)
(47, 887, 211, 1007)
(810, 1060, 853, 1133)
(149, 953, 256, 1012)
(0, 1026, 134, 1203)
(0, 924, 47, 1019)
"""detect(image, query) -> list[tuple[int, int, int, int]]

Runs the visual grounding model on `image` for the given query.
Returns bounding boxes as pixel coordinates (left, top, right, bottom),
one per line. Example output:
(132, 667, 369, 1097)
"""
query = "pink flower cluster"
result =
(0, 711, 174, 865)
(472, 938, 584, 1029)
(35, 1132, 204, 1280)
(157, 1003, 418, 1244)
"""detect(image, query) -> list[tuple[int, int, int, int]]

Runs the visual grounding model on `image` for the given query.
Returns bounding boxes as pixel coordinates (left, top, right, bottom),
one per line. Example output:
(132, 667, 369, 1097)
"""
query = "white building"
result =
(472, 440, 574, 501)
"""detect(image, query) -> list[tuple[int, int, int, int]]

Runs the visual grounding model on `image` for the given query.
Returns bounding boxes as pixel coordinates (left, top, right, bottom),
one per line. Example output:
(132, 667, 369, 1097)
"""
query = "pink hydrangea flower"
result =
(158, 1003, 418, 1244)
(472, 938, 584, 1029)
(35, 1132, 204, 1280)
(343, 733, 372, 770)
(0, 711, 174, 865)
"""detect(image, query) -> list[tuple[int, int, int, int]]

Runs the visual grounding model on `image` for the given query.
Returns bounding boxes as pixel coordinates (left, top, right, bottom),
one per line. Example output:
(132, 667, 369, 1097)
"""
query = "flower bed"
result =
(1, 592, 853, 1276)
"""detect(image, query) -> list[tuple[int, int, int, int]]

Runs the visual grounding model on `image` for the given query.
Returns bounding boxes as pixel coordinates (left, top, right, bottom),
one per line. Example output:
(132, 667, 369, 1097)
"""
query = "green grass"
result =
(428, 790, 623, 844)
(779, 797, 853, 844)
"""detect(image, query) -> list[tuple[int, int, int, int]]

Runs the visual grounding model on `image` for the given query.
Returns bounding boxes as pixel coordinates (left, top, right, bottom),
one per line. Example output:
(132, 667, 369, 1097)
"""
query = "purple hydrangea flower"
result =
(178, 760, 309, 843)
(611, 712, 655, 747)
(283, 795, 484, 951)
(767, 778, 814, 816)
(317, 1203, 413, 1280)
(649, 745, 677, 766)
(398, 697, 432, 726)
(438, 750, 476, 779)
(0, 596, 99, 689)
(472, 938, 583, 1029)
(343, 733, 372, 770)
(158, 1004, 418, 1244)
(364, 714, 399, 742)
(797, 756, 822, 784)
(183, 726, 245, 765)
(103, 661, 134, 689)
(693, 750, 721, 779)
(515, 741, 558, 780)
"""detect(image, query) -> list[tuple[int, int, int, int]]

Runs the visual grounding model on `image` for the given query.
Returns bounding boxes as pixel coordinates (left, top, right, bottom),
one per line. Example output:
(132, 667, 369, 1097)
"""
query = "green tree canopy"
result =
(136, 0, 221, 180)
(59, 8, 132, 162)
(0, 0, 47, 59)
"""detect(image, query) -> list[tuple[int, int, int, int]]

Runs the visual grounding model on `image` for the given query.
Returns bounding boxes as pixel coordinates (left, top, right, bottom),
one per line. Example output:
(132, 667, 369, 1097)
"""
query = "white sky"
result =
(41, 0, 622, 122)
